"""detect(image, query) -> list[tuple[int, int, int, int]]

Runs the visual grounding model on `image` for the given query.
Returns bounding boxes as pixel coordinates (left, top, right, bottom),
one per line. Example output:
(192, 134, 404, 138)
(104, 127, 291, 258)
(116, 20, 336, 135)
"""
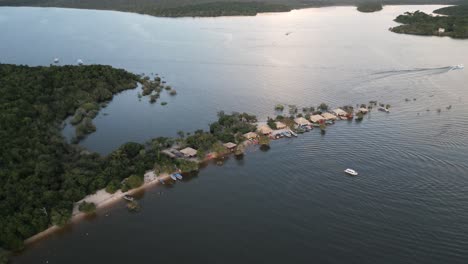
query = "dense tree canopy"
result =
(0, 64, 140, 251)
(391, 6, 468, 38)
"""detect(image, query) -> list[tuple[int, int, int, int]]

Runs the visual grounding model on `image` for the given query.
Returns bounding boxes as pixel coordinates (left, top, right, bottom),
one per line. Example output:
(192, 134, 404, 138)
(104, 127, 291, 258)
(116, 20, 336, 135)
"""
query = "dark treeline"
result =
(146, 2, 291, 17)
(0, 0, 460, 17)
(356, 2, 383, 12)
(390, 4, 468, 38)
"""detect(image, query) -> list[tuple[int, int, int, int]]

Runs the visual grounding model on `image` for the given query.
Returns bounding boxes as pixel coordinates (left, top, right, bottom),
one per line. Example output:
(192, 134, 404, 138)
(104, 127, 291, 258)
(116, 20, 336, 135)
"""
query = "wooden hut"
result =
(310, 114, 325, 123)
(358, 107, 369, 114)
(243, 132, 258, 140)
(275, 121, 287, 129)
(332, 108, 348, 117)
(294, 117, 311, 126)
(257, 125, 273, 135)
(321, 112, 337, 121)
(180, 147, 197, 158)
(223, 142, 237, 151)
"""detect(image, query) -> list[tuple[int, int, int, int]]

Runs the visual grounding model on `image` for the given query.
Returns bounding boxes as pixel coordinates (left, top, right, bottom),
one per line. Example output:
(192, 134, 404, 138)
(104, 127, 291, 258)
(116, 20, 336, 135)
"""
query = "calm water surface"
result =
(1, 5, 468, 264)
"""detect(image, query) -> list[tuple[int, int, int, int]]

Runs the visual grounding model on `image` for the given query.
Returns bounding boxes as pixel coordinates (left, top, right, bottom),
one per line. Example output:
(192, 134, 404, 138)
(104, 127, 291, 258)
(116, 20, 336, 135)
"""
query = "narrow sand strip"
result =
(25, 173, 170, 245)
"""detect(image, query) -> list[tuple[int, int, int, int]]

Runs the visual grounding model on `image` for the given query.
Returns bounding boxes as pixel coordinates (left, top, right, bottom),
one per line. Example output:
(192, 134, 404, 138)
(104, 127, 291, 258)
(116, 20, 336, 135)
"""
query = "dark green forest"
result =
(390, 5, 468, 38)
(145, 2, 291, 17)
(356, 2, 383, 12)
(0, 64, 258, 254)
(0, 0, 460, 17)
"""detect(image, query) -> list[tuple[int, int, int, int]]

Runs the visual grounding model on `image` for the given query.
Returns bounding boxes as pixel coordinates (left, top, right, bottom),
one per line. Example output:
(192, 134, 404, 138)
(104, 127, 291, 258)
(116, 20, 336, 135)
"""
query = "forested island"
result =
(356, 2, 383, 12)
(0, 0, 461, 17)
(390, 4, 468, 38)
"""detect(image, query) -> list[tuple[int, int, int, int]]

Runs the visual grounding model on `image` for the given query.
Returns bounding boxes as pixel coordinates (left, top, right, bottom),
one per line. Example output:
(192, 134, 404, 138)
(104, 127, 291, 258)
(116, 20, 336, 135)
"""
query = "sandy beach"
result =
(25, 172, 170, 245)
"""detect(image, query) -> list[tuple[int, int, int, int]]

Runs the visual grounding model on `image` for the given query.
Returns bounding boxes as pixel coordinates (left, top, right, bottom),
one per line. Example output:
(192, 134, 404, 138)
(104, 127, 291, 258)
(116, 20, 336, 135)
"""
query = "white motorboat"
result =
(344, 168, 358, 176)
(452, 64, 464, 70)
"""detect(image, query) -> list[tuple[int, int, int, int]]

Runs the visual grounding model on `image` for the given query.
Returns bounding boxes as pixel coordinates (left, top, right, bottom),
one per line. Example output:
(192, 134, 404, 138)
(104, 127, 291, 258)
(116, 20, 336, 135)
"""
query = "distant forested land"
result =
(356, 2, 383, 12)
(144, 2, 290, 17)
(0, 0, 461, 17)
(390, 4, 468, 38)
(434, 3, 468, 16)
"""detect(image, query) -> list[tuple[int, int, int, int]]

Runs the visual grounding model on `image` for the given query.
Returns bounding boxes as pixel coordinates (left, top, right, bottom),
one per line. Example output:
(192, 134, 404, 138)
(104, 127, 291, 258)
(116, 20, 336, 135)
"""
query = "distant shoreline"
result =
(0, 2, 457, 18)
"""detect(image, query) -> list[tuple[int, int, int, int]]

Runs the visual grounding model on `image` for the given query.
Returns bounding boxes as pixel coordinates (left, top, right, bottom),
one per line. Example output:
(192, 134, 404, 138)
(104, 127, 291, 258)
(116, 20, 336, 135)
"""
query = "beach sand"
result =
(25, 173, 170, 245)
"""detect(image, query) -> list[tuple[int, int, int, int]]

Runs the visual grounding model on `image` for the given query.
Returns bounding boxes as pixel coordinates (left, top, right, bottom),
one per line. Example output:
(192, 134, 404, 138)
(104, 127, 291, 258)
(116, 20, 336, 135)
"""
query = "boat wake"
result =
(373, 66, 453, 77)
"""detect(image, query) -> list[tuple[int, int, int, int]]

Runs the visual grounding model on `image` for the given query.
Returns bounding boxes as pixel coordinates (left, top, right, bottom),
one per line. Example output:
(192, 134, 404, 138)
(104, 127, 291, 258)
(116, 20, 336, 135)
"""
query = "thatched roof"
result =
(310, 114, 325, 123)
(321, 112, 337, 120)
(332, 108, 347, 116)
(294, 117, 310, 126)
(180, 147, 197, 157)
(258, 125, 273, 135)
(223, 142, 237, 149)
(275, 121, 287, 129)
(358, 107, 369, 113)
(243, 132, 258, 139)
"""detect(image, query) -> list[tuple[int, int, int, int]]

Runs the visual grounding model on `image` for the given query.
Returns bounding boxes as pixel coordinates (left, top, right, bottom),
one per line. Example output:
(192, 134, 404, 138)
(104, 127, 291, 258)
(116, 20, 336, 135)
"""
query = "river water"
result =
(1, 5, 468, 264)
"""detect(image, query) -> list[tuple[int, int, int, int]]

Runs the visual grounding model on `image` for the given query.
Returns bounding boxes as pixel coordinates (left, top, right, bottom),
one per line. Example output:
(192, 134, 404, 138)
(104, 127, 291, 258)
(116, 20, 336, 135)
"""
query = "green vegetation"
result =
(78, 201, 96, 214)
(122, 175, 144, 192)
(391, 6, 468, 38)
(267, 118, 277, 129)
(146, 2, 291, 17)
(356, 2, 383, 12)
(274, 104, 284, 111)
(434, 4, 468, 16)
(0, 63, 141, 251)
(0, 248, 10, 264)
(318, 103, 329, 111)
(0, 0, 459, 18)
(209, 111, 257, 143)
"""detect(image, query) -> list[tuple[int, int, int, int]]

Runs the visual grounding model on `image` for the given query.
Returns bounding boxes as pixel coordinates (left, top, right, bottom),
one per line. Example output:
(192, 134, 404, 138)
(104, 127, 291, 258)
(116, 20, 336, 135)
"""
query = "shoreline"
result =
(24, 173, 171, 245)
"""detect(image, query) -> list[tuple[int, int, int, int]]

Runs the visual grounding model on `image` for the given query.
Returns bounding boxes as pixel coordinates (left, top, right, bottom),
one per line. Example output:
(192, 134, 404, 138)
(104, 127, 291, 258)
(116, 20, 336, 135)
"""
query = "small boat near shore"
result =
(123, 195, 134, 202)
(289, 130, 298, 137)
(344, 168, 358, 176)
(174, 173, 183, 180)
(170, 174, 177, 181)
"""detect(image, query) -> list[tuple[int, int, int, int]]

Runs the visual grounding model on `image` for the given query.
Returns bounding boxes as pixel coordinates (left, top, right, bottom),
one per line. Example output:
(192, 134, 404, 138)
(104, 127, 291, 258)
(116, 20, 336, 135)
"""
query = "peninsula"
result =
(0, 63, 389, 260)
(390, 4, 468, 39)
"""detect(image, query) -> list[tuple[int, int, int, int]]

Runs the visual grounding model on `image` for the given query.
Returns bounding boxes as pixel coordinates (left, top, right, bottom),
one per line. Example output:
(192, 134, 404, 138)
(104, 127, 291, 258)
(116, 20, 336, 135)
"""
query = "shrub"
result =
(274, 104, 284, 111)
(106, 180, 121, 194)
(124, 175, 144, 190)
(78, 201, 96, 214)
